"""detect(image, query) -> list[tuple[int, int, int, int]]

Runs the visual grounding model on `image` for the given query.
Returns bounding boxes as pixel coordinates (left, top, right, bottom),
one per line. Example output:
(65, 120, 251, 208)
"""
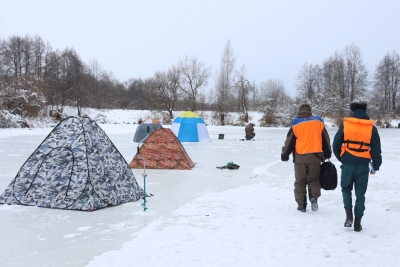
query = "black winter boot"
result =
(297, 206, 306, 212)
(354, 216, 363, 232)
(308, 189, 318, 212)
(297, 196, 307, 212)
(310, 197, 318, 212)
(344, 207, 353, 227)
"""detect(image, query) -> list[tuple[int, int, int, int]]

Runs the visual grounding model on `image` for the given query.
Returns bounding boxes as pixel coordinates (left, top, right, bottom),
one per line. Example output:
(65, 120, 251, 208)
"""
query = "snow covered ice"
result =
(1, 124, 399, 267)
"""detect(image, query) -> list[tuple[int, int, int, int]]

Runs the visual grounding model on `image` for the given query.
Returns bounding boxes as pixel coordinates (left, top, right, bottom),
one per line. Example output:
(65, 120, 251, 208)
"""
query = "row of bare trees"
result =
(1, 34, 399, 127)
(0, 35, 216, 119)
(294, 44, 400, 123)
(295, 44, 369, 118)
(149, 56, 211, 118)
(147, 41, 257, 124)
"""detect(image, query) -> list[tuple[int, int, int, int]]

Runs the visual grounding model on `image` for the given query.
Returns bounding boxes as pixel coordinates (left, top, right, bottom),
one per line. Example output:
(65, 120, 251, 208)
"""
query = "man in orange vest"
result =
(333, 102, 382, 232)
(281, 104, 332, 212)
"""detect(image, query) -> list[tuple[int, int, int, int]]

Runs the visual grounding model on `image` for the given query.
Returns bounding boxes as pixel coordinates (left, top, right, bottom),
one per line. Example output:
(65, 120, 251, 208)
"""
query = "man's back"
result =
(245, 124, 254, 134)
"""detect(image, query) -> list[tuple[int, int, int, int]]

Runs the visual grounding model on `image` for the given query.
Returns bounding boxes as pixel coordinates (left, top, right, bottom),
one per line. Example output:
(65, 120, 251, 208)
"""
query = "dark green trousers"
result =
(341, 165, 369, 217)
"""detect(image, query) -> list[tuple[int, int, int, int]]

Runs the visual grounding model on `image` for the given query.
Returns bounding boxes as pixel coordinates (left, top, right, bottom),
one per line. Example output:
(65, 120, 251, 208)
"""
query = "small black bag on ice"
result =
(319, 160, 338, 190)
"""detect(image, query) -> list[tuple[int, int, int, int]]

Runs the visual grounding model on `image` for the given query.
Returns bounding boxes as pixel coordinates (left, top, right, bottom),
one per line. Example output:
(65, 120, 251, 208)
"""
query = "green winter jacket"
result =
(332, 109, 382, 170)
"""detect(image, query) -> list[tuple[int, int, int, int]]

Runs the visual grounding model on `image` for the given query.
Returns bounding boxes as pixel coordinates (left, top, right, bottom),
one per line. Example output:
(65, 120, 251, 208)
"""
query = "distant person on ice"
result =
(281, 104, 331, 212)
(332, 102, 382, 232)
(245, 123, 256, 140)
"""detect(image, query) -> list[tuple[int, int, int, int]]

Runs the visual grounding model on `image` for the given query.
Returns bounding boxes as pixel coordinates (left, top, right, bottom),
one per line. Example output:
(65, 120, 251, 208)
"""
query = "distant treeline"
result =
(0, 35, 399, 127)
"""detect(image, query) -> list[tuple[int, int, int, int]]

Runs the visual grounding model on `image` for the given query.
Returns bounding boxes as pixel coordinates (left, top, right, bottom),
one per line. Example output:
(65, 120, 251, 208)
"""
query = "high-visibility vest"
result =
(292, 117, 324, 154)
(340, 117, 373, 159)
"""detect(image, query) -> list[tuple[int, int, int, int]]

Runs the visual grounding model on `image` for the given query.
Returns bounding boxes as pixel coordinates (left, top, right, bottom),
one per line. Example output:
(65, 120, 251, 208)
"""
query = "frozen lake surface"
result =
(0, 125, 399, 267)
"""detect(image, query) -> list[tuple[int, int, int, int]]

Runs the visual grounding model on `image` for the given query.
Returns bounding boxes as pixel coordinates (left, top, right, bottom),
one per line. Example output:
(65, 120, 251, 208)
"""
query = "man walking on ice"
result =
(332, 102, 382, 232)
(281, 104, 331, 212)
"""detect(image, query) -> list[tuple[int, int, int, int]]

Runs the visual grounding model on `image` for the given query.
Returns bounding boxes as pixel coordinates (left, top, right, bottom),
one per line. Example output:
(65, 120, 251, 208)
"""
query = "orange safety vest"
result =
(292, 119, 324, 154)
(340, 117, 373, 159)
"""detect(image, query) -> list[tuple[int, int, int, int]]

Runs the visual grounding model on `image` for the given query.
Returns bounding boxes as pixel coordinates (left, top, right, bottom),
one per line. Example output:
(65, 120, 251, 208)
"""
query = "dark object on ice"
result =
(218, 134, 224, 139)
(216, 162, 240, 170)
(319, 160, 338, 190)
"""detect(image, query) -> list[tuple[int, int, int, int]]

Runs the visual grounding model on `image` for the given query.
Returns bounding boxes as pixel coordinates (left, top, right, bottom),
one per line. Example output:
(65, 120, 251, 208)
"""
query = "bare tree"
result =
(59, 48, 84, 115)
(215, 40, 236, 118)
(343, 44, 369, 101)
(249, 82, 260, 111)
(1, 35, 25, 77)
(32, 35, 46, 77)
(259, 79, 292, 125)
(372, 50, 400, 115)
(21, 35, 33, 76)
(86, 59, 106, 108)
(296, 62, 316, 100)
(178, 55, 211, 111)
(43, 47, 64, 111)
(196, 88, 207, 111)
(97, 70, 121, 109)
(151, 65, 181, 118)
(126, 78, 149, 110)
(321, 52, 351, 119)
(296, 62, 334, 116)
(234, 65, 253, 122)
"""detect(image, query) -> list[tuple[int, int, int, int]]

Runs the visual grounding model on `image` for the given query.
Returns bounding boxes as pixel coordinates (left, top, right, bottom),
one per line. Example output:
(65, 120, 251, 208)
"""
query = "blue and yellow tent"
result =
(171, 111, 211, 142)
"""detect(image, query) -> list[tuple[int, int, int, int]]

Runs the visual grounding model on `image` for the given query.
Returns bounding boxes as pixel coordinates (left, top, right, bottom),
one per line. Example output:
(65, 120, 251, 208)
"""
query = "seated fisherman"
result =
(245, 123, 256, 140)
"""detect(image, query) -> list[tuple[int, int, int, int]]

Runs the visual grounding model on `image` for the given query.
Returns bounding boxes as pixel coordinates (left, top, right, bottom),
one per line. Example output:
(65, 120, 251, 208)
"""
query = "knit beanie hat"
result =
(350, 102, 367, 112)
(298, 104, 312, 118)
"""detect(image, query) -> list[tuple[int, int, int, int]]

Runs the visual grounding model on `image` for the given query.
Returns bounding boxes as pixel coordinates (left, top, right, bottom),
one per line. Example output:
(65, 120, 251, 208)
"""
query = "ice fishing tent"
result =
(171, 111, 211, 142)
(133, 118, 163, 143)
(0, 117, 142, 211)
(129, 128, 195, 170)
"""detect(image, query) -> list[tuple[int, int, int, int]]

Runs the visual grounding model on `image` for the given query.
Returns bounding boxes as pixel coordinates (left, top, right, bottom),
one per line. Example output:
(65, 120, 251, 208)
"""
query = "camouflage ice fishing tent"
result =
(0, 117, 142, 211)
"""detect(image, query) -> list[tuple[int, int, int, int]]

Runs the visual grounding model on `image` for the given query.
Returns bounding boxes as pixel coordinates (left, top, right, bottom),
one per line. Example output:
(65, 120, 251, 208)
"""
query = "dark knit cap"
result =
(350, 102, 367, 112)
(299, 104, 311, 112)
(298, 104, 312, 118)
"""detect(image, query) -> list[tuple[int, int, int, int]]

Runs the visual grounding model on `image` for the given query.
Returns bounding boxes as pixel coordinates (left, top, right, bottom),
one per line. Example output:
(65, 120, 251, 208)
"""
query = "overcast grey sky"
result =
(1, 0, 399, 95)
